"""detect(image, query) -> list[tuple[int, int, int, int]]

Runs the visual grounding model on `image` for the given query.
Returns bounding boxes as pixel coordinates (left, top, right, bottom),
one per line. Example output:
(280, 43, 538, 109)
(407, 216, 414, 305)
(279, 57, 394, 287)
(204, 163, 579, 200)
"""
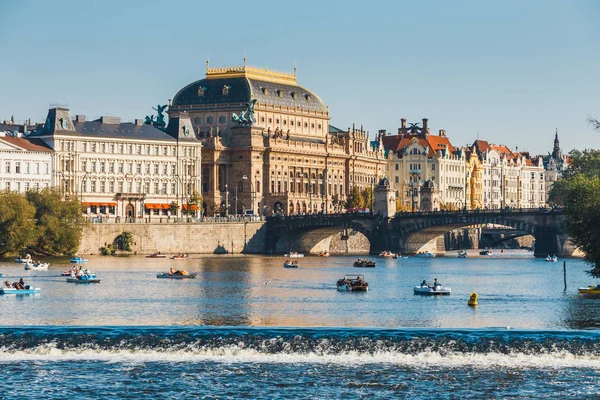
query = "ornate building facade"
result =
(28, 107, 202, 219)
(382, 119, 546, 211)
(168, 62, 386, 215)
(382, 118, 467, 211)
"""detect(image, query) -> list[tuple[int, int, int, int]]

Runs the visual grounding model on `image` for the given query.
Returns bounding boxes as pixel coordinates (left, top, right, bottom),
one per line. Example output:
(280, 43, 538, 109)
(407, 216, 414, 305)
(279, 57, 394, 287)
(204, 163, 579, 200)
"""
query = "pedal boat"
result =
(414, 285, 451, 295)
(69, 257, 88, 263)
(1, 285, 40, 295)
(336, 275, 369, 292)
(24, 261, 49, 271)
(283, 260, 298, 268)
(66, 273, 100, 283)
(578, 286, 600, 296)
(157, 272, 197, 279)
(15, 254, 32, 263)
(146, 253, 166, 258)
(353, 259, 376, 268)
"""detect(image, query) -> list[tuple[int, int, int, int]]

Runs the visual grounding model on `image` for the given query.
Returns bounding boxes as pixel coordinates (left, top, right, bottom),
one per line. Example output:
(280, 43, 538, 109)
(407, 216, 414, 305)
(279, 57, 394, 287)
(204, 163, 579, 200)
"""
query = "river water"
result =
(1, 252, 599, 398)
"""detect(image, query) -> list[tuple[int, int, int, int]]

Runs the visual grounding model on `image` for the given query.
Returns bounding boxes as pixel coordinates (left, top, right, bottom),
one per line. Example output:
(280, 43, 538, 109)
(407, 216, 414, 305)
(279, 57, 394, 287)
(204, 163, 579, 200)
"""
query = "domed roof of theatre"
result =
(172, 65, 328, 113)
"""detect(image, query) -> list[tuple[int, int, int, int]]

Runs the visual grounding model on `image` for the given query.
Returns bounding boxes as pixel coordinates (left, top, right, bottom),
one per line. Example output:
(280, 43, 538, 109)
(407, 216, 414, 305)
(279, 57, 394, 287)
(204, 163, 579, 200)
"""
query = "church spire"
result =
(552, 128, 562, 160)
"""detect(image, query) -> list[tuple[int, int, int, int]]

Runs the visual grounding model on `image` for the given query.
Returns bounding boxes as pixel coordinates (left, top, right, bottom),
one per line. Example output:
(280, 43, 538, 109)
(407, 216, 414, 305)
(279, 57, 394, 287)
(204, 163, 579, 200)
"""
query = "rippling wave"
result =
(1, 326, 600, 368)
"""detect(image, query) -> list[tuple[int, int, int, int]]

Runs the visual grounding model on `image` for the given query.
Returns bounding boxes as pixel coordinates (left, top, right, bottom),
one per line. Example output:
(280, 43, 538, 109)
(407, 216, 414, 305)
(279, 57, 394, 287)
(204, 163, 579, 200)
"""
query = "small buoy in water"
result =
(468, 292, 478, 307)
(506, 326, 510, 330)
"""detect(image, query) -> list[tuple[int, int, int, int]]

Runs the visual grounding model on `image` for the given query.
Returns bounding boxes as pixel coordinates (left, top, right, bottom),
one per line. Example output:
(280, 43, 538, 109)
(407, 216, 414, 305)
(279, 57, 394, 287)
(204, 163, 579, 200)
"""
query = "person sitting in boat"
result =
(4, 281, 12, 288)
(420, 280, 428, 287)
(169, 267, 175, 275)
(13, 279, 24, 290)
(432, 278, 439, 291)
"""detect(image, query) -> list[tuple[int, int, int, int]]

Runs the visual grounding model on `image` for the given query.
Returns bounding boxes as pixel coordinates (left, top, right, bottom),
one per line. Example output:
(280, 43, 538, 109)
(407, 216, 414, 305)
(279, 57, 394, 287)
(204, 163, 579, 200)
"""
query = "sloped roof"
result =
(472, 140, 490, 153)
(382, 134, 454, 157)
(489, 144, 514, 158)
(0, 136, 53, 152)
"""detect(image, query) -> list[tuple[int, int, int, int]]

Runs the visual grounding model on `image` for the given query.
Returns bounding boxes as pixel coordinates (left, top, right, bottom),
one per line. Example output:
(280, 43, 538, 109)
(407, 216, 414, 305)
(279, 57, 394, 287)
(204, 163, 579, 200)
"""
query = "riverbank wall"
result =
(79, 222, 266, 255)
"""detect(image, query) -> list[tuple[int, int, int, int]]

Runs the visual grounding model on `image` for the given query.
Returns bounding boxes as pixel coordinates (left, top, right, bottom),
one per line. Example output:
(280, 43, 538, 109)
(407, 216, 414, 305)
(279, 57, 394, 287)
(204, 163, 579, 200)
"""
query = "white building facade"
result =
(28, 107, 202, 220)
(0, 126, 53, 193)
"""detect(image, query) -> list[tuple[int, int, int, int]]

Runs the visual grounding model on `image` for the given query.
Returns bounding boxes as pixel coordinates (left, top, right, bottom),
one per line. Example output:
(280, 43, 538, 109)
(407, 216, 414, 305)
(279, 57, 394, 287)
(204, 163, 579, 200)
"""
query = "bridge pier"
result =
(533, 227, 560, 257)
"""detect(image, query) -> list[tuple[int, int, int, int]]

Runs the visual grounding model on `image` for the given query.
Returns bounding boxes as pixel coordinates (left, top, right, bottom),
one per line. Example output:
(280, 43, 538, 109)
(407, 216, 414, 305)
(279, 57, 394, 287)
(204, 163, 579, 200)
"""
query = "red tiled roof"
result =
(382, 134, 454, 157)
(473, 140, 490, 153)
(489, 144, 514, 158)
(0, 136, 53, 152)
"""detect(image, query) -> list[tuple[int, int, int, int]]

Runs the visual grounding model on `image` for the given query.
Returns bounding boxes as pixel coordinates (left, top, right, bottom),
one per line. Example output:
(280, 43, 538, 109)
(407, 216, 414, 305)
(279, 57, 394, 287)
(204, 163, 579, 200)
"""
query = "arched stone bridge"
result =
(266, 208, 572, 257)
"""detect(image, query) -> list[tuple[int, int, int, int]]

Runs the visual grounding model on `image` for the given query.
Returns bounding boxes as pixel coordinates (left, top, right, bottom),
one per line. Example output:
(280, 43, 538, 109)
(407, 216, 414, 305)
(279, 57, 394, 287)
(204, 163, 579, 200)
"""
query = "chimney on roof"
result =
(76, 115, 86, 123)
(135, 119, 144, 126)
(439, 129, 446, 137)
(422, 118, 428, 134)
(100, 116, 121, 124)
(378, 129, 386, 138)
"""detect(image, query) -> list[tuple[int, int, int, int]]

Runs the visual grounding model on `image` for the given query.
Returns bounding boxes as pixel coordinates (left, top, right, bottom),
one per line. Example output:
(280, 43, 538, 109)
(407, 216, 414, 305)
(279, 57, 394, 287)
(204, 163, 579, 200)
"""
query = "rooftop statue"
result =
(144, 115, 155, 125)
(232, 99, 257, 126)
(408, 123, 421, 134)
(152, 104, 168, 129)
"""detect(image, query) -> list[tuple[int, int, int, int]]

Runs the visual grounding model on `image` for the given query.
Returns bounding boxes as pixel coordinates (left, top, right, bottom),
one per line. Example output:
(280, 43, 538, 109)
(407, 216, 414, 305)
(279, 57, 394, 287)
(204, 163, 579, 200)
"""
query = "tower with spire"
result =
(551, 129, 562, 161)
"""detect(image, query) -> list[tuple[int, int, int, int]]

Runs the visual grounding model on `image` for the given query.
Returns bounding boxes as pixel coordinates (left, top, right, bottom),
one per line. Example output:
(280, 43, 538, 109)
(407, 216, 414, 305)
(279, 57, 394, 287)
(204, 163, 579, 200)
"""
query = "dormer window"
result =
(222, 85, 230, 96)
(305, 94, 312, 102)
(262, 87, 269, 95)
(276, 89, 283, 98)
(290, 92, 296, 100)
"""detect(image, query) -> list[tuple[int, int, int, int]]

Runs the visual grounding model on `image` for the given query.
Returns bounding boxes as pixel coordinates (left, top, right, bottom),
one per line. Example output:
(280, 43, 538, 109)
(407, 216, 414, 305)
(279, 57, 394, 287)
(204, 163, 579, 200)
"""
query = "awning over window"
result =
(145, 203, 171, 209)
(182, 204, 199, 210)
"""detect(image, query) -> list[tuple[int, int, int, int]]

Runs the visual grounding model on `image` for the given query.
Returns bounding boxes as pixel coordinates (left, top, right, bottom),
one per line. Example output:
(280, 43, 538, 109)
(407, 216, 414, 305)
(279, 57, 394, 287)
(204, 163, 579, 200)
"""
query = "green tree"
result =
(549, 149, 600, 206)
(169, 201, 179, 216)
(345, 186, 364, 209)
(362, 186, 374, 211)
(548, 118, 600, 277)
(25, 189, 85, 256)
(187, 190, 203, 217)
(117, 231, 133, 252)
(561, 174, 600, 276)
(0, 191, 37, 255)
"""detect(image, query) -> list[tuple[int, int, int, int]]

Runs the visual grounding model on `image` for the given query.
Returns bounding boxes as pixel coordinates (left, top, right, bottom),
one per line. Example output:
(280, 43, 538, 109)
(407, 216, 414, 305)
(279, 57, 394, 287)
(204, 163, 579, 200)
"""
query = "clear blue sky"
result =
(0, 0, 598, 154)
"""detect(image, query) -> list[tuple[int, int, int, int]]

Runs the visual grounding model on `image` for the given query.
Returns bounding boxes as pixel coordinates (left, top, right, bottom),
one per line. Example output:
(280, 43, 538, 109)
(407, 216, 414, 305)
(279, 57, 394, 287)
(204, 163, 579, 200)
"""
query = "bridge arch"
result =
(395, 214, 538, 255)
(266, 214, 376, 254)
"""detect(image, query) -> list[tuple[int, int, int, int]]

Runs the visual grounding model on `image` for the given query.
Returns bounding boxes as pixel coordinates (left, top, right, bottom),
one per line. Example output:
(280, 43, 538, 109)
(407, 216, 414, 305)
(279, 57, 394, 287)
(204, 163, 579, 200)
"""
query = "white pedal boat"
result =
(284, 252, 304, 258)
(24, 261, 49, 271)
(414, 285, 451, 295)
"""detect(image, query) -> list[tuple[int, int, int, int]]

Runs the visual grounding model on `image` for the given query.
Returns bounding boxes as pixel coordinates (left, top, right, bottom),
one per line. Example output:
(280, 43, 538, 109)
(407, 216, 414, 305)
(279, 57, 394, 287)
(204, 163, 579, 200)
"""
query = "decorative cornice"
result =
(206, 65, 296, 84)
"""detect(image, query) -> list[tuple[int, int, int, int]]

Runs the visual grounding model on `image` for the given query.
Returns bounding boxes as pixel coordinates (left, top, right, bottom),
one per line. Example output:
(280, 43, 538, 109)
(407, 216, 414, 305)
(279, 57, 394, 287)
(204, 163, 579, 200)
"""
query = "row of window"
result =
(193, 115, 323, 130)
(83, 180, 194, 195)
(4, 161, 50, 175)
(81, 161, 194, 176)
(1, 182, 50, 192)
(268, 180, 345, 196)
(60, 141, 198, 157)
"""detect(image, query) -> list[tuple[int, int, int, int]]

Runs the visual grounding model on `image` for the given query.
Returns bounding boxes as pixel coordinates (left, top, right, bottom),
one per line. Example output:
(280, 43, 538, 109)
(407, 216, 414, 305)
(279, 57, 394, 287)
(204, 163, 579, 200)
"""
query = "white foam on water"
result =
(1, 344, 600, 369)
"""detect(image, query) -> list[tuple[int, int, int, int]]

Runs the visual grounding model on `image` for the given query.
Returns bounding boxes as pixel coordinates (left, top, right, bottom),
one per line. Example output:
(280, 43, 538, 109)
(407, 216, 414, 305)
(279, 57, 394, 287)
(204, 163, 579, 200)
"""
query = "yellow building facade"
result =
(168, 62, 386, 215)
